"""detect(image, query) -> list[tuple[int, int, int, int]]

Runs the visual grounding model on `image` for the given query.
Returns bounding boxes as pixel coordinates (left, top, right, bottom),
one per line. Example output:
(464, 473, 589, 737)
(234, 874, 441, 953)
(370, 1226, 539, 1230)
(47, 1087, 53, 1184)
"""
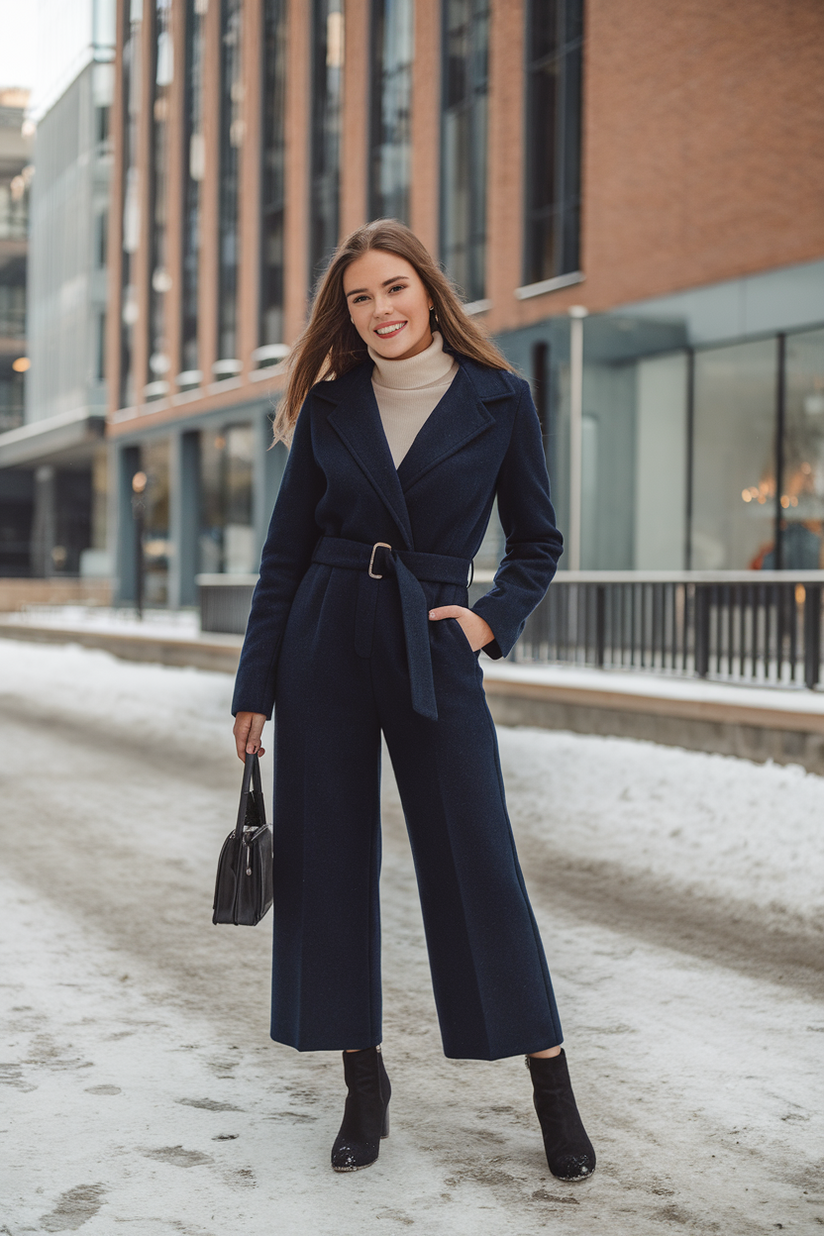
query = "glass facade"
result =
(199, 423, 255, 573)
(148, 0, 174, 397)
(515, 318, 824, 573)
(181, 0, 207, 379)
(260, 0, 288, 346)
(369, 0, 413, 224)
(441, 0, 489, 303)
(217, 0, 244, 365)
(119, 0, 143, 408)
(310, 0, 344, 283)
(776, 328, 824, 568)
(523, 0, 583, 286)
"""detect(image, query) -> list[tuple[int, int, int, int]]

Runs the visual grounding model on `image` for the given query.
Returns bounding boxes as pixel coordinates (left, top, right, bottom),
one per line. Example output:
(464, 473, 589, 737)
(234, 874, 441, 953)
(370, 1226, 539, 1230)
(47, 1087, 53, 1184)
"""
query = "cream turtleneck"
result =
(368, 330, 459, 468)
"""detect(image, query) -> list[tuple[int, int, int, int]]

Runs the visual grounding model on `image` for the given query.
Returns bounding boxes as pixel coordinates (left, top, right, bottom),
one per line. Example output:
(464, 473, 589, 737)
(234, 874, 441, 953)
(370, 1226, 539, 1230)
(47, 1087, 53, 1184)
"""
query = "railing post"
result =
(694, 584, 710, 677)
(595, 585, 606, 667)
(804, 584, 822, 689)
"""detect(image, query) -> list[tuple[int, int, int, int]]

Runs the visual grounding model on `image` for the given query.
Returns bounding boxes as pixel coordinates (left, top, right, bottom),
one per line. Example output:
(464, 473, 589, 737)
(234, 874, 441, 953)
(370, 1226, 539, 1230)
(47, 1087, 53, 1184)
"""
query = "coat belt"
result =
(311, 536, 472, 721)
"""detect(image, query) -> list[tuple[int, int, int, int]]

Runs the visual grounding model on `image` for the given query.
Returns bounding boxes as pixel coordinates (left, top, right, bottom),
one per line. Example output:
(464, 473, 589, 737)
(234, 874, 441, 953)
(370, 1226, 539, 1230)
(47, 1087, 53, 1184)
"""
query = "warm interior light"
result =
(12, 357, 29, 372)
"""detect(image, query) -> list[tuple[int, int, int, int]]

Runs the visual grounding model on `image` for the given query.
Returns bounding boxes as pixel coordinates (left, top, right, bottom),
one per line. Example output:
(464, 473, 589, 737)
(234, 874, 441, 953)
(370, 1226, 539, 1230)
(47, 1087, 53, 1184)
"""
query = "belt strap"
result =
(312, 536, 472, 721)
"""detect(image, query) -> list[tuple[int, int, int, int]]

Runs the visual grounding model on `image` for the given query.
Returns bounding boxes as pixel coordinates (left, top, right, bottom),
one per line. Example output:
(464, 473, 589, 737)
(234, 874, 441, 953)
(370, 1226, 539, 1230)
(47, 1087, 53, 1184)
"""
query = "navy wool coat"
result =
(232, 355, 563, 718)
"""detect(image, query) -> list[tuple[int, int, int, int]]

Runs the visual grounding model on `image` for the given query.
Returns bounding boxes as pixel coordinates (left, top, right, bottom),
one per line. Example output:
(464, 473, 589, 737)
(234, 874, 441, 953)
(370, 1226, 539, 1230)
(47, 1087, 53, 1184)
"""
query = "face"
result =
(343, 250, 434, 361)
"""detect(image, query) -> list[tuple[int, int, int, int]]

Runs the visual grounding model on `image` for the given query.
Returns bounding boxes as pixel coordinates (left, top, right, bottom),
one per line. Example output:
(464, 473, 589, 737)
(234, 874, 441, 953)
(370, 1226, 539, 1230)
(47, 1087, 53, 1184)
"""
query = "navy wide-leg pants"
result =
(270, 561, 563, 1060)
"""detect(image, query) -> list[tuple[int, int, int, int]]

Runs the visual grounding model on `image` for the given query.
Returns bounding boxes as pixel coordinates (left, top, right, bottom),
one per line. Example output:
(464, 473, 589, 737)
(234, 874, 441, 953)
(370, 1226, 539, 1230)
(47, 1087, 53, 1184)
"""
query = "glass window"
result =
(369, 0, 413, 224)
(0, 357, 25, 432)
(310, 0, 344, 283)
(523, 0, 583, 286)
(119, 0, 143, 409)
(199, 424, 255, 574)
(778, 328, 824, 568)
(148, 0, 174, 398)
(260, 0, 288, 345)
(633, 352, 689, 568)
(181, 0, 207, 378)
(691, 339, 778, 570)
(441, 0, 489, 303)
(0, 173, 29, 240)
(141, 437, 171, 604)
(217, 0, 244, 364)
(0, 256, 25, 339)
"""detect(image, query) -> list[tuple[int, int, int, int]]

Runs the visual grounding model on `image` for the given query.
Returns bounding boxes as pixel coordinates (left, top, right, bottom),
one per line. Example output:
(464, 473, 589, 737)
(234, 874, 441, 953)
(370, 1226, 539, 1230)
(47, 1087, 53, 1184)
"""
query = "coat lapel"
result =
(320, 355, 505, 546)
(323, 364, 415, 550)
(396, 361, 495, 493)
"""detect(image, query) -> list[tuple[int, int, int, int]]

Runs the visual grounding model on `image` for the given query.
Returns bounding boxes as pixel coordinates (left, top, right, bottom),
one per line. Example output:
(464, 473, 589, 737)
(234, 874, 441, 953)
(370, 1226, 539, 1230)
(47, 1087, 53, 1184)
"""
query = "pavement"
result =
(0, 640, 822, 1234)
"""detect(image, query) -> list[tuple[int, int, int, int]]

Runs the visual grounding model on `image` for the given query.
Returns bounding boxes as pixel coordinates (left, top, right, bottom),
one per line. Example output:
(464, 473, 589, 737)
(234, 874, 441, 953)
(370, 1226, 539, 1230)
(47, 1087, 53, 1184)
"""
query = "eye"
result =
(389, 283, 406, 293)
(350, 294, 369, 304)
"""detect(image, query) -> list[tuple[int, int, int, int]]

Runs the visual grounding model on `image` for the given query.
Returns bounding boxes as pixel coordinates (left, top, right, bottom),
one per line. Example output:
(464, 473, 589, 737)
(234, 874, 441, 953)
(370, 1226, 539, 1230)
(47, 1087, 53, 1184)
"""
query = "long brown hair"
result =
(273, 219, 513, 444)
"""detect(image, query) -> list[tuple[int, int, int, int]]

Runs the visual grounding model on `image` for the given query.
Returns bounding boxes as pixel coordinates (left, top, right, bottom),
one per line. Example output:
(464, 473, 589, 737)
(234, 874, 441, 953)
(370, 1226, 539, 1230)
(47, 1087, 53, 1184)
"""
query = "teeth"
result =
(376, 323, 405, 336)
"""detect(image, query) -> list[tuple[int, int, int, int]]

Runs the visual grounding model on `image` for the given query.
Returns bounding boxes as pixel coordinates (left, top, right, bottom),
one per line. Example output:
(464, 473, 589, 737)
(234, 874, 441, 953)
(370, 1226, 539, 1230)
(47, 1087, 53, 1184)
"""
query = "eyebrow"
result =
(345, 275, 409, 298)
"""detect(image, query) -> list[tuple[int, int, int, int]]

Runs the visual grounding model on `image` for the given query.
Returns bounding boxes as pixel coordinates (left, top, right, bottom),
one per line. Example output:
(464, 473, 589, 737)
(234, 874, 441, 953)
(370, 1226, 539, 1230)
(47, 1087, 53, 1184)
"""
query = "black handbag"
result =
(213, 753, 274, 926)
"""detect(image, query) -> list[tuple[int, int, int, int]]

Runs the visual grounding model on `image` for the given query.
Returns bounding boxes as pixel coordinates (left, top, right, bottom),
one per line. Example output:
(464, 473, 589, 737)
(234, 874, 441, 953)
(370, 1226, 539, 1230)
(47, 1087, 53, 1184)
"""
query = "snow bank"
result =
(0, 638, 237, 751)
(497, 726, 824, 935)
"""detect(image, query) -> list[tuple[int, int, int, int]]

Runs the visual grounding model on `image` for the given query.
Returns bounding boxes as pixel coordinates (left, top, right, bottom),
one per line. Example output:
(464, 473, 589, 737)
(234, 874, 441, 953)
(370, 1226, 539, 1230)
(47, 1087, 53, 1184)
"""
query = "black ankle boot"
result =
(331, 1046, 391, 1172)
(527, 1050, 596, 1181)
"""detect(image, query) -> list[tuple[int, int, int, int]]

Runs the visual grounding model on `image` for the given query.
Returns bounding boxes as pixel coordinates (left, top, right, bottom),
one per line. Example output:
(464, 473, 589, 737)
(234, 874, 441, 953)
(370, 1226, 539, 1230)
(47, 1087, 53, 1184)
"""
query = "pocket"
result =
(447, 617, 480, 659)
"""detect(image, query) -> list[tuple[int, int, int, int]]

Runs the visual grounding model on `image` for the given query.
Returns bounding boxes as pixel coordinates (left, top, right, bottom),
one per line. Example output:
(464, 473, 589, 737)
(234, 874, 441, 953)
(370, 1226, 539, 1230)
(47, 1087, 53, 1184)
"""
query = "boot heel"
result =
(381, 1108, 390, 1139)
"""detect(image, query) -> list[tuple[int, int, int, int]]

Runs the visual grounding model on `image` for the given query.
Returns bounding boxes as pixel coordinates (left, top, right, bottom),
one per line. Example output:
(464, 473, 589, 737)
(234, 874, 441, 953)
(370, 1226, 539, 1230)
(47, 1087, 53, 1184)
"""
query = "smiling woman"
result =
(231, 219, 595, 1183)
(273, 218, 510, 445)
(344, 252, 434, 361)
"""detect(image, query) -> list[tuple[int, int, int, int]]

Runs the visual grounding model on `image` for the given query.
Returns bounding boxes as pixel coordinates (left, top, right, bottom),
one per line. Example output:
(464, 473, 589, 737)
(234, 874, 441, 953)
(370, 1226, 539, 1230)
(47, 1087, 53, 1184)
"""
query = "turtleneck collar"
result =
(368, 331, 456, 391)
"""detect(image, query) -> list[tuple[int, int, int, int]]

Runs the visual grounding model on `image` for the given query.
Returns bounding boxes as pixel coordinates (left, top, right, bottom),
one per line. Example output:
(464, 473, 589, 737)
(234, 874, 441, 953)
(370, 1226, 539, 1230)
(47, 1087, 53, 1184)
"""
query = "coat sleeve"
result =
(470, 377, 564, 659)
(231, 399, 326, 717)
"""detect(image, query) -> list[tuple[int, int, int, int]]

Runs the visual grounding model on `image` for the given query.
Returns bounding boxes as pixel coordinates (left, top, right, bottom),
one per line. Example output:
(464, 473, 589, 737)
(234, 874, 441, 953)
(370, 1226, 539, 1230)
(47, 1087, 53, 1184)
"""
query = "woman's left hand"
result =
(428, 605, 495, 652)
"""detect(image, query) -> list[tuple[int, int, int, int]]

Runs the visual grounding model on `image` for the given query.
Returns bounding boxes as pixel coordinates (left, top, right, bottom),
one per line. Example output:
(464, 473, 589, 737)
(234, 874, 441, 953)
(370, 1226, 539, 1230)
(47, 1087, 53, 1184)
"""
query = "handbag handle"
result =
(235, 752, 267, 834)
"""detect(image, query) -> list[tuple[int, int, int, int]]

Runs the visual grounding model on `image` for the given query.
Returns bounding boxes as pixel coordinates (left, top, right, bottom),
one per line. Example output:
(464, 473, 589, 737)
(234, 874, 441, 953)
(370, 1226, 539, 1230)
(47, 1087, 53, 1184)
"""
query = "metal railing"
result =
(199, 568, 824, 690)
(516, 571, 824, 689)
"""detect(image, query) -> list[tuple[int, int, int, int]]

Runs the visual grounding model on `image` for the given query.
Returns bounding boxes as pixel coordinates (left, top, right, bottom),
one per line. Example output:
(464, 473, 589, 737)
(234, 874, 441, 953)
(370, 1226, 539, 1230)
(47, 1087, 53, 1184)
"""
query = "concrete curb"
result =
(0, 623, 242, 674)
(482, 678, 824, 774)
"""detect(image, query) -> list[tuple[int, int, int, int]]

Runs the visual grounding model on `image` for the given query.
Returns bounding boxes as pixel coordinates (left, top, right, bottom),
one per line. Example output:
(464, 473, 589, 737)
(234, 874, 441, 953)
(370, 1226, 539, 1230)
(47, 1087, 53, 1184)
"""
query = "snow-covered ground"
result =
(1, 638, 822, 1234)
(2, 639, 821, 935)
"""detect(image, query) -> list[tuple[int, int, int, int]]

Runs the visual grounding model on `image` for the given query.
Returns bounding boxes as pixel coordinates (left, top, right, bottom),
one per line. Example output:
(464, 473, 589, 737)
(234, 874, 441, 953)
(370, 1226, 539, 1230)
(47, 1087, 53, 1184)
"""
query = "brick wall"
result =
(486, 0, 824, 334)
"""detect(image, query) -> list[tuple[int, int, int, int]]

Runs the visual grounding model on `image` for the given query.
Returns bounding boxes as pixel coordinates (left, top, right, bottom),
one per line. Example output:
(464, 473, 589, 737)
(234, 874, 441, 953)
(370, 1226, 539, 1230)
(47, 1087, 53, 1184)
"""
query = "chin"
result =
(374, 327, 429, 360)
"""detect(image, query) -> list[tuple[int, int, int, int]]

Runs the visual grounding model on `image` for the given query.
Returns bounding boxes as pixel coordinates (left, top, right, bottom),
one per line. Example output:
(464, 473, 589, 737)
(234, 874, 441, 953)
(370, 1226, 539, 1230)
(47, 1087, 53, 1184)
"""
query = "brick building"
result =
(106, 0, 824, 607)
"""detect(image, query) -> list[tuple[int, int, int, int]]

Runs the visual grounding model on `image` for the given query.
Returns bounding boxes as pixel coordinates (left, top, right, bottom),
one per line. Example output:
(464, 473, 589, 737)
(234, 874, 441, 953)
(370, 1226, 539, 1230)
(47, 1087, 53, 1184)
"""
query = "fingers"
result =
(429, 606, 494, 652)
(233, 712, 267, 761)
(428, 605, 465, 621)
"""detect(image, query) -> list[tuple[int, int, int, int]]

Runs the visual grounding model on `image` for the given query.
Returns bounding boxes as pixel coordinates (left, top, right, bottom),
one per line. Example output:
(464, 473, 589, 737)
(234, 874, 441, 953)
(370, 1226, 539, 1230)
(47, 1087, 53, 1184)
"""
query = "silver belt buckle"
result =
(368, 542, 392, 579)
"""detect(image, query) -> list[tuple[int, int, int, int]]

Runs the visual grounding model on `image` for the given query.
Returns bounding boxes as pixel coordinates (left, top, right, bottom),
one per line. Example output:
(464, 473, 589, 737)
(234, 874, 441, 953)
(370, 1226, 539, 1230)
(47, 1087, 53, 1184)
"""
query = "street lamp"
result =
(131, 470, 148, 620)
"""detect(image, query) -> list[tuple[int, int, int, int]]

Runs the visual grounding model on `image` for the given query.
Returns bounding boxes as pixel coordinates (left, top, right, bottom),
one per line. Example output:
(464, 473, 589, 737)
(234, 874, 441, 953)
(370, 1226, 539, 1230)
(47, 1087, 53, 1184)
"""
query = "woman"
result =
(232, 219, 595, 1181)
